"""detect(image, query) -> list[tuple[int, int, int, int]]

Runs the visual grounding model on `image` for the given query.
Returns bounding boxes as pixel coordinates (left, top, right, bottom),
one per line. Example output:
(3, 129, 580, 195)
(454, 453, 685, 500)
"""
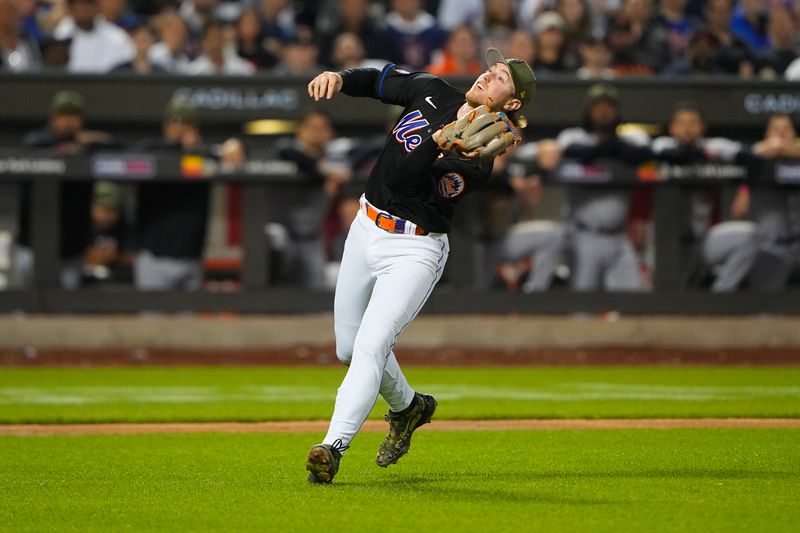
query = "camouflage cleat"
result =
(376, 392, 437, 468)
(306, 439, 348, 484)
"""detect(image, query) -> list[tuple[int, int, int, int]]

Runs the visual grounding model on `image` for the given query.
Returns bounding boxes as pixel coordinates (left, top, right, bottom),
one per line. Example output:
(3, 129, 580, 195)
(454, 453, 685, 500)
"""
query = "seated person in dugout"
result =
(732, 114, 800, 290)
(555, 83, 653, 292)
(651, 102, 758, 292)
(134, 101, 245, 291)
(494, 140, 568, 293)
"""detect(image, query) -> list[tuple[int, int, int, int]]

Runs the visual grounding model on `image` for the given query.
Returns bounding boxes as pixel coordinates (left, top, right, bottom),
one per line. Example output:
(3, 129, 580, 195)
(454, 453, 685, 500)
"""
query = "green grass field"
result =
(2, 366, 799, 531)
(2, 367, 800, 423)
(1, 429, 799, 532)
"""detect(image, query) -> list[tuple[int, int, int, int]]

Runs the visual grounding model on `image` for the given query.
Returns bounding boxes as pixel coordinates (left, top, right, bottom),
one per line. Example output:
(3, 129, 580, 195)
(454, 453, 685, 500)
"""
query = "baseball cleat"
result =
(376, 392, 437, 468)
(306, 439, 348, 484)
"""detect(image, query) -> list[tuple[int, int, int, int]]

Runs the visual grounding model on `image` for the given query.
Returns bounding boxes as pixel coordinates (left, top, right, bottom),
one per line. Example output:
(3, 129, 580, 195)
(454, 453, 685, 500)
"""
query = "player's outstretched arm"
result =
(308, 71, 343, 101)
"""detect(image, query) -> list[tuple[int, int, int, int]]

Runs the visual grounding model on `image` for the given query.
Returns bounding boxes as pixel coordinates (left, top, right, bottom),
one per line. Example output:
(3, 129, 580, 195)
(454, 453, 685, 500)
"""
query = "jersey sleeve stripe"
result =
(378, 63, 396, 98)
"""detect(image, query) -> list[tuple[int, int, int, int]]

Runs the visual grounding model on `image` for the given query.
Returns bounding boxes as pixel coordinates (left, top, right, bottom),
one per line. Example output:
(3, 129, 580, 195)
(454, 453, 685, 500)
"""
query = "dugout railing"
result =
(0, 147, 798, 315)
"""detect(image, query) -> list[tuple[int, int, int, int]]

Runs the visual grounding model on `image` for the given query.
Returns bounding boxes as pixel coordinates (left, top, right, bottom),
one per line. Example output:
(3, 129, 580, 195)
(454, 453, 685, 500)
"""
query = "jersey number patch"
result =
(393, 110, 429, 152)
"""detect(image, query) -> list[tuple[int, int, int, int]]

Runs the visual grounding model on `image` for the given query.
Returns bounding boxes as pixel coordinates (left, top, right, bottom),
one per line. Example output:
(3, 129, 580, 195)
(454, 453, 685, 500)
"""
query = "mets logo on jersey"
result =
(393, 110, 429, 152)
(437, 172, 465, 199)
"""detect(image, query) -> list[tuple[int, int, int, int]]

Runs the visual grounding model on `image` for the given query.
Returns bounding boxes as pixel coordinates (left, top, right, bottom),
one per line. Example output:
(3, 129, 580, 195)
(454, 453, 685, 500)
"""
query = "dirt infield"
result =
(2, 418, 799, 436)
(3, 346, 800, 366)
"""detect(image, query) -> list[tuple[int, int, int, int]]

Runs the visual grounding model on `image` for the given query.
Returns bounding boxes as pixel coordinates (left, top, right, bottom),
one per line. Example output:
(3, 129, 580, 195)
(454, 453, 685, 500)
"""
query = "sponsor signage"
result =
(0, 157, 66, 175)
(91, 154, 155, 179)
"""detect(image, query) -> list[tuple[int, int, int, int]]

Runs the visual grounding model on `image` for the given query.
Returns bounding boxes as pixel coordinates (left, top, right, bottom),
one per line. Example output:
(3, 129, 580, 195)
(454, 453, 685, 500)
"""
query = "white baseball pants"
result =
(323, 197, 449, 449)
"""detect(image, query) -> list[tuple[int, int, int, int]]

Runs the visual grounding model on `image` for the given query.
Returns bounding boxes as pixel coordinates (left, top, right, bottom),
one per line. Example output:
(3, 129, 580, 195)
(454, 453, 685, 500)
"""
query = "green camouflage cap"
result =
(485, 47, 536, 111)
(50, 90, 84, 115)
(164, 100, 199, 123)
(585, 83, 619, 106)
(93, 181, 121, 209)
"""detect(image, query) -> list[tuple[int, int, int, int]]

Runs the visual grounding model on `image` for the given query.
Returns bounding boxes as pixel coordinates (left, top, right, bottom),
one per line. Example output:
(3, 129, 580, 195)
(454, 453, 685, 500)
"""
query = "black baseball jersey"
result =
(340, 63, 494, 234)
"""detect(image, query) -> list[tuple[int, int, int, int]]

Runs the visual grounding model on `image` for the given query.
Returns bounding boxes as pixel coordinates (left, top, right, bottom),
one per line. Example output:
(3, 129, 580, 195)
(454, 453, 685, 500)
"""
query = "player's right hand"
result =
(308, 72, 343, 101)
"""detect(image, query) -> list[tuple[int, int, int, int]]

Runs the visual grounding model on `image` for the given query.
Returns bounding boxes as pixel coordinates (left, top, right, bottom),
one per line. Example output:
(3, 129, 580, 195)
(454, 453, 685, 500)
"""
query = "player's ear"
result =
(503, 98, 522, 112)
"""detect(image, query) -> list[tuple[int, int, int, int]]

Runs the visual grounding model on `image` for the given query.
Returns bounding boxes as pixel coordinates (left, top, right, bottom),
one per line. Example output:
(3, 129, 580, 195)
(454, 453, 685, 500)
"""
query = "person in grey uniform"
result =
(733, 114, 800, 290)
(556, 83, 653, 292)
(497, 140, 567, 292)
(652, 102, 758, 292)
(271, 109, 352, 289)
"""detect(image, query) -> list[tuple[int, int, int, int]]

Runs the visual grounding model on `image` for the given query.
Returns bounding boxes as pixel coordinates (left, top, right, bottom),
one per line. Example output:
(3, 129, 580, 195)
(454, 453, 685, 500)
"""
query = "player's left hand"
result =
(434, 105, 521, 159)
(308, 71, 343, 101)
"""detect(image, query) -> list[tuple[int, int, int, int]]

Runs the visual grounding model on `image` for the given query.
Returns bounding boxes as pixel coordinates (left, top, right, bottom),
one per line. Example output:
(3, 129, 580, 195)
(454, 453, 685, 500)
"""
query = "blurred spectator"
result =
(481, 0, 517, 43)
(426, 24, 481, 76)
(271, 27, 321, 76)
(14, 0, 47, 45)
(518, 0, 550, 29)
(555, 0, 593, 69)
(98, 0, 138, 30)
(185, 18, 255, 75)
(576, 36, 614, 78)
(662, 29, 723, 76)
(234, 7, 277, 70)
(179, 0, 221, 37)
(384, 0, 446, 70)
(653, 0, 698, 65)
(318, 0, 396, 68)
(503, 29, 537, 66)
(22, 90, 118, 289)
(652, 102, 758, 291)
(0, 0, 40, 71)
(39, 34, 71, 68)
(133, 101, 243, 291)
(730, 0, 769, 52)
(330, 31, 387, 70)
(755, 6, 798, 79)
(269, 109, 351, 289)
(148, 11, 190, 73)
(702, 0, 754, 77)
(532, 11, 569, 75)
(259, 0, 296, 48)
(52, 0, 135, 72)
(738, 114, 800, 290)
(437, 0, 483, 31)
(608, 0, 669, 75)
(111, 22, 165, 73)
(557, 83, 653, 292)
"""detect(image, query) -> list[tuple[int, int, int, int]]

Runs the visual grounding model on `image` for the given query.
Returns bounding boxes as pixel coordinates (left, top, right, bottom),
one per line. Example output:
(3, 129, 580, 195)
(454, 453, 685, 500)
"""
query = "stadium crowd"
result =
(1, 0, 800, 79)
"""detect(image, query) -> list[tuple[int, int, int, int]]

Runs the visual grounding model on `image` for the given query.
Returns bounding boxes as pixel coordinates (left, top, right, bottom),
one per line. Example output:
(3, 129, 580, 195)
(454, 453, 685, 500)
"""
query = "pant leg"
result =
(503, 220, 566, 292)
(296, 238, 327, 290)
(605, 236, 644, 292)
(570, 230, 606, 291)
(324, 229, 449, 448)
(178, 260, 204, 291)
(333, 212, 417, 416)
(134, 251, 179, 290)
(748, 243, 794, 291)
(702, 221, 759, 292)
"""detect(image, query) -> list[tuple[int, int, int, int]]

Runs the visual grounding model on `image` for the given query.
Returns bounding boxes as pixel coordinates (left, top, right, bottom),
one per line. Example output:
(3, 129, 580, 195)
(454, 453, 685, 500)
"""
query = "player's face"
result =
(669, 110, 704, 144)
(466, 62, 517, 111)
(766, 116, 796, 142)
(588, 99, 618, 129)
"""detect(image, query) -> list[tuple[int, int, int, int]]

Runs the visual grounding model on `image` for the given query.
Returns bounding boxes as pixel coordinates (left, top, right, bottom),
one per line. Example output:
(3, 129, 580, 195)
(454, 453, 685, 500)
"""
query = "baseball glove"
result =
(436, 105, 521, 159)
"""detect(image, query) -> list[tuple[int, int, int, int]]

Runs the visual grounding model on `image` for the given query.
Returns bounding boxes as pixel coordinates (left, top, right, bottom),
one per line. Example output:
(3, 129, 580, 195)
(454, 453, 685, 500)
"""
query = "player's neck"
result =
(457, 102, 474, 118)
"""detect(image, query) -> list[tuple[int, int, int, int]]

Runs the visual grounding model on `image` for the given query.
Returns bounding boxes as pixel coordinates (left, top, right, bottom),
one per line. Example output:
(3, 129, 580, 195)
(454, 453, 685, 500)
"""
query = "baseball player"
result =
(736, 114, 800, 290)
(557, 84, 652, 292)
(652, 102, 759, 292)
(304, 48, 534, 483)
